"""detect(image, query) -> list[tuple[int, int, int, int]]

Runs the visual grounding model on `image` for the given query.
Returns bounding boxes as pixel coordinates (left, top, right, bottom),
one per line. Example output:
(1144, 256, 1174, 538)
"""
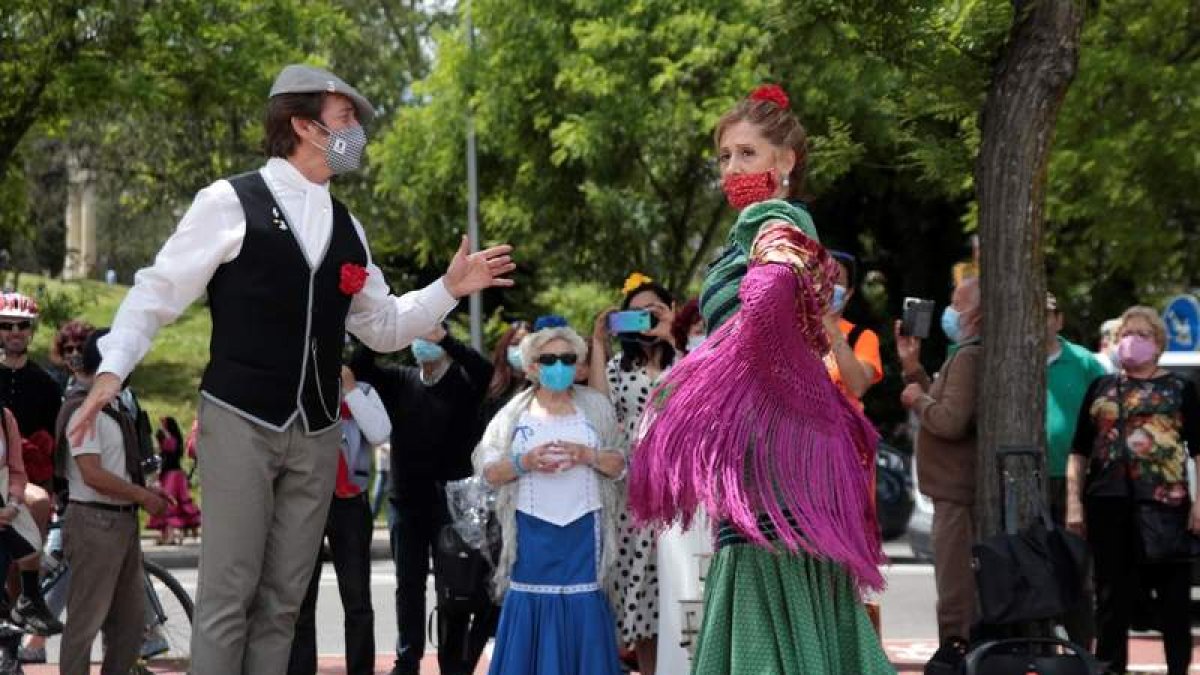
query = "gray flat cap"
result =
(270, 64, 376, 124)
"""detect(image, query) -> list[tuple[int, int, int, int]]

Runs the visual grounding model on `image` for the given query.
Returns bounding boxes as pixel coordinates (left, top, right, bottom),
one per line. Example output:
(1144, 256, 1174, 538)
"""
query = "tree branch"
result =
(634, 149, 673, 205)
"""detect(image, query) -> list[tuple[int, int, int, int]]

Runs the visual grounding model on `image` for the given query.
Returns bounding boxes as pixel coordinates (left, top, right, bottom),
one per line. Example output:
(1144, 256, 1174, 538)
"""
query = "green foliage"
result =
(375, 0, 787, 295)
(534, 281, 620, 337)
(371, 0, 1010, 324)
(1045, 0, 1200, 335)
(3, 1, 368, 280)
(31, 284, 88, 330)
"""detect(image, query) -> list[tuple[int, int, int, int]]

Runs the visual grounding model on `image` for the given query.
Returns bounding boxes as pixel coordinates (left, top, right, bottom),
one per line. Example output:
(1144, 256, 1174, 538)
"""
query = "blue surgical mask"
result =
(686, 335, 706, 352)
(538, 362, 575, 392)
(506, 345, 523, 370)
(941, 306, 962, 343)
(832, 285, 847, 312)
(411, 338, 445, 364)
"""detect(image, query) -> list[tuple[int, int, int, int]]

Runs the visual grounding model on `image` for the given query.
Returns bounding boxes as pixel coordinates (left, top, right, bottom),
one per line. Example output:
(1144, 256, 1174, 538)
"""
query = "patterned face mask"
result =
(721, 170, 778, 210)
(311, 120, 367, 174)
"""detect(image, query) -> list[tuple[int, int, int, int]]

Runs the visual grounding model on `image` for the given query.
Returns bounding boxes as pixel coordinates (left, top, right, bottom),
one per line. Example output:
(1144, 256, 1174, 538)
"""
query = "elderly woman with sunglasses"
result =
(474, 316, 626, 675)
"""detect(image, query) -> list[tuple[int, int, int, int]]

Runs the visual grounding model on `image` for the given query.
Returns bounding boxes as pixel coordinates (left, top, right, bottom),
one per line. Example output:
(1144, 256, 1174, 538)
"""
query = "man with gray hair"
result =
(67, 64, 516, 675)
(897, 276, 982, 674)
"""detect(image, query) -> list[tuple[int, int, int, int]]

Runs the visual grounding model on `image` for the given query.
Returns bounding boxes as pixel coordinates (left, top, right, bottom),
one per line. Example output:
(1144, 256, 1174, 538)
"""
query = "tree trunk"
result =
(976, 0, 1086, 538)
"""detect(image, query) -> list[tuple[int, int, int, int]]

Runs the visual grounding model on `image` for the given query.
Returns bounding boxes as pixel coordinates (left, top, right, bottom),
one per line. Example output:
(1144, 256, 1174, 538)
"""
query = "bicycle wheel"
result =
(142, 559, 192, 664)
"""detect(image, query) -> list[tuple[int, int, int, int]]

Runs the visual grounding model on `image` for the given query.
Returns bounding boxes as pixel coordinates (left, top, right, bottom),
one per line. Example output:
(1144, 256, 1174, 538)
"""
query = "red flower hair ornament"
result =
(339, 263, 369, 296)
(749, 84, 790, 110)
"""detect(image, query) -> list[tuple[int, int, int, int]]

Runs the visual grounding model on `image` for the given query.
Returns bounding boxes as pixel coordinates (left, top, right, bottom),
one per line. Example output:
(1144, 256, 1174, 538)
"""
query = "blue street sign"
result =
(1163, 294, 1200, 351)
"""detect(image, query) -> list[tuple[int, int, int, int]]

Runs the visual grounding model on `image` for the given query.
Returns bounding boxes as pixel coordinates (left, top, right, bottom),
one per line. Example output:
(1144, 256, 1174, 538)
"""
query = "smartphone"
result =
(901, 297, 936, 339)
(608, 310, 652, 335)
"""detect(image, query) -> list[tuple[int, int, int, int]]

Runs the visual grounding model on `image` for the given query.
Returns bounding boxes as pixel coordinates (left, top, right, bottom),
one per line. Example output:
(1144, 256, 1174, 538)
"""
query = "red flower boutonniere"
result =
(339, 263, 369, 296)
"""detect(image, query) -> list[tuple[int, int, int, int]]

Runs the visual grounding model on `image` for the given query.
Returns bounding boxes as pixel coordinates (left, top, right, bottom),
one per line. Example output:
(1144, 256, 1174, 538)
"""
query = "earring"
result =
(782, 175, 791, 188)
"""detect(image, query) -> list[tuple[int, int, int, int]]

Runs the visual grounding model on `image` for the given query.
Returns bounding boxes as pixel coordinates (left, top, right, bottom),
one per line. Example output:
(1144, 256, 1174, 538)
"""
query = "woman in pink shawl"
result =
(147, 417, 201, 544)
(627, 85, 891, 673)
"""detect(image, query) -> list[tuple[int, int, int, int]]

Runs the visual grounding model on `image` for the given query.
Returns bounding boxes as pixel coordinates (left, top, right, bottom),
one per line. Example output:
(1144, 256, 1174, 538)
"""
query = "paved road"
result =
(22, 541, 1200, 673)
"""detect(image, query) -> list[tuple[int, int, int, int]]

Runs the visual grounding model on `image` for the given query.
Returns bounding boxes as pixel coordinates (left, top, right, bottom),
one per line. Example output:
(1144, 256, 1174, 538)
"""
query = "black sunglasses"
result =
(0, 321, 31, 332)
(61, 343, 83, 355)
(536, 352, 578, 367)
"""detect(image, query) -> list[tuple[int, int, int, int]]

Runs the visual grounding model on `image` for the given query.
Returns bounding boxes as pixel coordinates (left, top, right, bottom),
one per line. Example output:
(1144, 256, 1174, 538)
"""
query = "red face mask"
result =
(721, 170, 778, 210)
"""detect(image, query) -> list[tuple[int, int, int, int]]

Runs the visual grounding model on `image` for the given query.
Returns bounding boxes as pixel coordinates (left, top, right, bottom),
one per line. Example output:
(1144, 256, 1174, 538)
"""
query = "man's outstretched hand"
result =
(444, 235, 515, 298)
(67, 372, 123, 448)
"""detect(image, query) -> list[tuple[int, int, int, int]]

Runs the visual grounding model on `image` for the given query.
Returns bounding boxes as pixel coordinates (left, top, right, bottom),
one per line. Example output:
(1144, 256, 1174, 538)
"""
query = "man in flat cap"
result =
(68, 64, 515, 675)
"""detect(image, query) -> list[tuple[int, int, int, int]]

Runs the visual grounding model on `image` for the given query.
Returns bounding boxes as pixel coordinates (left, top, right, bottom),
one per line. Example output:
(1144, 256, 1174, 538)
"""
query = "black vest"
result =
(199, 171, 367, 433)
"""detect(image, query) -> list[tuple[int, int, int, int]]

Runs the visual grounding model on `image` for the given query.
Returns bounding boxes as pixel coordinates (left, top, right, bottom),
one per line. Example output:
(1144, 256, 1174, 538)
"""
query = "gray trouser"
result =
(60, 504, 144, 675)
(190, 399, 340, 675)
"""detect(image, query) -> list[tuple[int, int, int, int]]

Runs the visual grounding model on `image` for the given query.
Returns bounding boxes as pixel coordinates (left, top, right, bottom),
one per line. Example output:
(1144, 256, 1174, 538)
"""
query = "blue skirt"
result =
(489, 511, 621, 675)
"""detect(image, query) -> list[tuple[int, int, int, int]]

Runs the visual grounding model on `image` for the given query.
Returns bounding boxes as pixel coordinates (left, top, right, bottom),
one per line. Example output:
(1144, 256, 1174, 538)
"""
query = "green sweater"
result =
(1046, 336, 1107, 477)
(698, 200, 818, 331)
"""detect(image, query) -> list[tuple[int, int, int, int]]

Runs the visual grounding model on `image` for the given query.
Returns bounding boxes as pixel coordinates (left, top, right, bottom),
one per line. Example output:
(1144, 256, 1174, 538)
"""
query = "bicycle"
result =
(36, 517, 194, 665)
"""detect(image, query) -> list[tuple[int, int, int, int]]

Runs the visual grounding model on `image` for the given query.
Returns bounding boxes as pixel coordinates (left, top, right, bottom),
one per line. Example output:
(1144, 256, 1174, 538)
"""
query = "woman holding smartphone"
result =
(475, 317, 626, 675)
(588, 276, 677, 675)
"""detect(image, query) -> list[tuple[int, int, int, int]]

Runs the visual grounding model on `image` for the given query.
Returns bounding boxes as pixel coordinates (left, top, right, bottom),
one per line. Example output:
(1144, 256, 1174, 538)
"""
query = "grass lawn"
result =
(17, 273, 211, 432)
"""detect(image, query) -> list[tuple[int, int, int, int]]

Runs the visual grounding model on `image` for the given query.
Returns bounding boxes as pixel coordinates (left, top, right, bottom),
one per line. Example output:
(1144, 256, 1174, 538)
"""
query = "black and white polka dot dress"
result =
(607, 356, 660, 646)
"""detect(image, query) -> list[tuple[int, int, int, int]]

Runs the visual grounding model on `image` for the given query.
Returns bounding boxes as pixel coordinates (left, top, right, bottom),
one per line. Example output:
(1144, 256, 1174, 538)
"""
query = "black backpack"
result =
(53, 386, 152, 501)
(432, 517, 500, 617)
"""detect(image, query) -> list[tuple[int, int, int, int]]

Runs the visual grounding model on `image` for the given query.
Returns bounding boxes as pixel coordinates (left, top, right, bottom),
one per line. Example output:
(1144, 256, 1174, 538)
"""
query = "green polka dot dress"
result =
(690, 544, 895, 674)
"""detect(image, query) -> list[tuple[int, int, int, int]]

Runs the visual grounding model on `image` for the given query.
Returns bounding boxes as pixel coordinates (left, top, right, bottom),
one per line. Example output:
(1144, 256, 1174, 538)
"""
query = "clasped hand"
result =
(525, 441, 595, 473)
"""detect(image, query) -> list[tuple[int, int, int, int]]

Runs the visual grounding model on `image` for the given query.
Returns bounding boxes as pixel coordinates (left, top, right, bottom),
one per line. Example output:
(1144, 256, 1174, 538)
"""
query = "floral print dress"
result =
(1071, 372, 1200, 505)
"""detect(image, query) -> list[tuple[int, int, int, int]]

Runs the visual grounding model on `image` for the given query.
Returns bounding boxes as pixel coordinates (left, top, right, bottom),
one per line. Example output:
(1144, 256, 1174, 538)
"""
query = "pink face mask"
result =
(1116, 334, 1158, 369)
(721, 170, 778, 210)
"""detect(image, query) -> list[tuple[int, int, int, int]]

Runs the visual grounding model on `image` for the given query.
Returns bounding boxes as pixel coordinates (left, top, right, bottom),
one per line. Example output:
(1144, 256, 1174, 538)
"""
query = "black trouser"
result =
(390, 481, 494, 675)
(287, 493, 375, 675)
(1086, 496, 1192, 675)
(1047, 476, 1096, 649)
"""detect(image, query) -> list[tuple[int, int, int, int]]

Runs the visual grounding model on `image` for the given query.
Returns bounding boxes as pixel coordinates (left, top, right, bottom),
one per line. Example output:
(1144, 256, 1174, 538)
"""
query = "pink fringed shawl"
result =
(628, 223, 886, 591)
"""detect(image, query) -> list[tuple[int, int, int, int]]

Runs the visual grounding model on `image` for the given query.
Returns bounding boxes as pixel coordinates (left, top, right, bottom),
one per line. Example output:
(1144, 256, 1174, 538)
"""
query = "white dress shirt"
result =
(98, 157, 457, 380)
(341, 382, 391, 492)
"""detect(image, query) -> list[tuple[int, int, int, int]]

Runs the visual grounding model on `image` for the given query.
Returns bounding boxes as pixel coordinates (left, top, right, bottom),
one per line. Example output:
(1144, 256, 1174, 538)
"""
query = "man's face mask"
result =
(411, 338, 446, 364)
(310, 120, 367, 174)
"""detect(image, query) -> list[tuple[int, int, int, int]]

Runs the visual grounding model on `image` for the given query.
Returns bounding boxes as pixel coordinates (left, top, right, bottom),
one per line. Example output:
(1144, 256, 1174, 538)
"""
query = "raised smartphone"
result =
(608, 310, 652, 334)
(901, 297, 936, 339)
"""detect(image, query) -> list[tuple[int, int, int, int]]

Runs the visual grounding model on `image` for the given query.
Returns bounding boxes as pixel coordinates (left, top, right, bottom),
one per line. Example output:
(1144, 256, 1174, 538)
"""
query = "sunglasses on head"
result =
(0, 320, 31, 332)
(536, 352, 578, 367)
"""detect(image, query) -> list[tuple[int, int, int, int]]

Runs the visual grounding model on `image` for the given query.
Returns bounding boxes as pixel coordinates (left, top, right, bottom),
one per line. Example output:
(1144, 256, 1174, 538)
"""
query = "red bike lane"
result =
(20, 636, 1200, 674)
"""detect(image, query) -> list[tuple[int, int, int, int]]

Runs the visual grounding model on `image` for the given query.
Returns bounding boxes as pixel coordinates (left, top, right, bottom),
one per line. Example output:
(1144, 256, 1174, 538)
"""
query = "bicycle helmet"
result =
(0, 292, 38, 320)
